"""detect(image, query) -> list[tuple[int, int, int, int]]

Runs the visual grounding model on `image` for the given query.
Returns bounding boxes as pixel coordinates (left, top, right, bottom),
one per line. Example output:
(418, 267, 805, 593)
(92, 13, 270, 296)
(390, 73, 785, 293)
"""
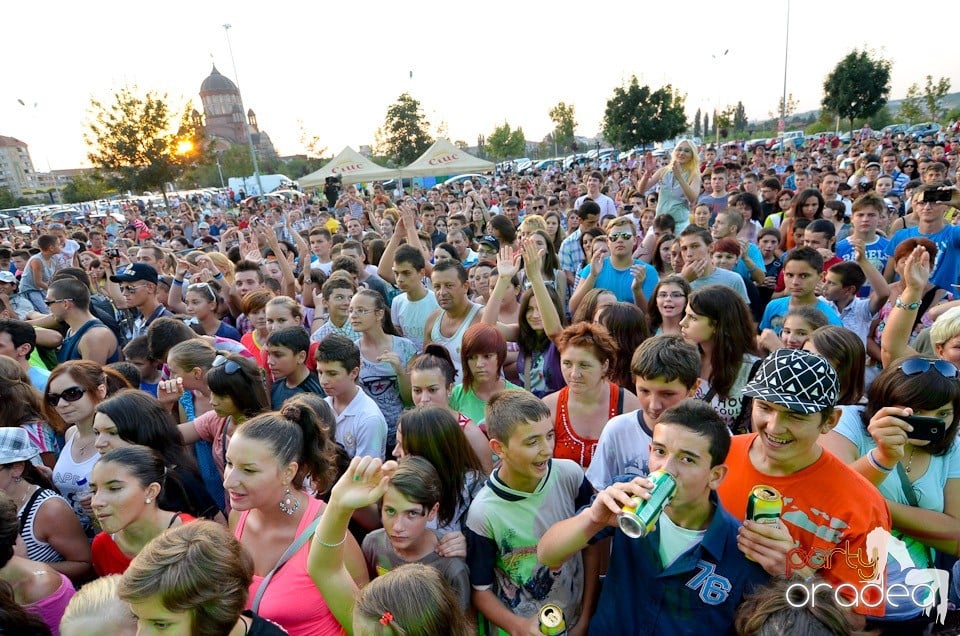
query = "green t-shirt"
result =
(449, 381, 522, 425)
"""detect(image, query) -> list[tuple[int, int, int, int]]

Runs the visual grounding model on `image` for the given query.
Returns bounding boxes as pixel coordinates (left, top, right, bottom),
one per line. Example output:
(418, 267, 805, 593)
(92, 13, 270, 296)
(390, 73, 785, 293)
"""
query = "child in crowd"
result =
(317, 333, 387, 459)
(587, 334, 701, 490)
(122, 336, 162, 396)
(466, 389, 594, 634)
(264, 326, 324, 408)
(540, 399, 769, 634)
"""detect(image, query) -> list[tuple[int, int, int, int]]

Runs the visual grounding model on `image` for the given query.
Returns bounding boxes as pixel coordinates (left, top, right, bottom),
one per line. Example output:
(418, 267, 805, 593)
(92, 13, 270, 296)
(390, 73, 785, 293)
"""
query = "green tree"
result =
(486, 123, 526, 160)
(703, 112, 709, 138)
(898, 83, 925, 124)
(374, 93, 432, 166)
(0, 188, 32, 209)
(84, 86, 203, 198)
(769, 93, 799, 121)
(602, 78, 687, 149)
(62, 173, 113, 203)
(693, 108, 702, 138)
(733, 102, 748, 134)
(821, 49, 892, 132)
(548, 102, 577, 152)
(920, 75, 952, 122)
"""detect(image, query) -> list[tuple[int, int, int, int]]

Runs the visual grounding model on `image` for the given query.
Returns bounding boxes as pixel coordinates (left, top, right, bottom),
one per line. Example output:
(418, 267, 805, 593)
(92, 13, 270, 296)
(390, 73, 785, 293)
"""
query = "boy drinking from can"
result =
(539, 399, 768, 634)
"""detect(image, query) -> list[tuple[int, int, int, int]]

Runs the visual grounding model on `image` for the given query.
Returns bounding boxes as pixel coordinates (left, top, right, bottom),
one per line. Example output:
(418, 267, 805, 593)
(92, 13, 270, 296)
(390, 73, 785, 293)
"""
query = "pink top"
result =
(24, 572, 75, 636)
(193, 410, 230, 475)
(235, 497, 345, 636)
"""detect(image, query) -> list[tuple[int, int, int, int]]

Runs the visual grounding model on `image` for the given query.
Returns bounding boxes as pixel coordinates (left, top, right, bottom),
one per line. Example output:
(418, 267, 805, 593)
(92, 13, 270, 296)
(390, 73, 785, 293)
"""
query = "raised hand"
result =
(902, 246, 931, 293)
(496, 245, 521, 278)
(329, 456, 397, 511)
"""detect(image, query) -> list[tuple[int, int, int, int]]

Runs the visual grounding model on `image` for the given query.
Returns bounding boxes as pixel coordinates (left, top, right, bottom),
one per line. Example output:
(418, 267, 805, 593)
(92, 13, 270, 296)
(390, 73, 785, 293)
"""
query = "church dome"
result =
(200, 65, 238, 94)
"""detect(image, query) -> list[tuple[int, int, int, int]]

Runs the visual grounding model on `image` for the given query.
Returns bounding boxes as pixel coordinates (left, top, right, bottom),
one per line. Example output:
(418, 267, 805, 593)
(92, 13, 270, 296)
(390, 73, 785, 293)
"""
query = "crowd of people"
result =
(1, 127, 960, 635)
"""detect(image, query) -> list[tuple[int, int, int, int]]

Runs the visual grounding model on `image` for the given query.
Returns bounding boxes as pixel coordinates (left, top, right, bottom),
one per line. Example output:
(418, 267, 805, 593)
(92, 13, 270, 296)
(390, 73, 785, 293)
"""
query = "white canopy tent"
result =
(297, 147, 399, 187)
(400, 139, 495, 177)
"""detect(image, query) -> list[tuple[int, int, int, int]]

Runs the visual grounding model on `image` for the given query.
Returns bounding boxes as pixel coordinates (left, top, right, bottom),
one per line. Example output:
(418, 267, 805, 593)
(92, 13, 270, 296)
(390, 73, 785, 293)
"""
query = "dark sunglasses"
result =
(213, 355, 241, 375)
(899, 358, 959, 379)
(46, 386, 86, 406)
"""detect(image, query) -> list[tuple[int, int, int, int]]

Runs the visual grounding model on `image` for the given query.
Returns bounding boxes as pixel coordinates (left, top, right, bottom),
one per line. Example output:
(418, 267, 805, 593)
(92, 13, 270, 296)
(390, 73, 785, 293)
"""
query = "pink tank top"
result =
(235, 497, 345, 636)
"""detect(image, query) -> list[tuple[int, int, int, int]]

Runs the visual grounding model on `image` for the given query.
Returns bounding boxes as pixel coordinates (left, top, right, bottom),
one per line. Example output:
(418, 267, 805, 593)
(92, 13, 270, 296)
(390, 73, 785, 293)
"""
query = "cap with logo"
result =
(742, 349, 839, 414)
(478, 235, 500, 251)
(109, 262, 159, 285)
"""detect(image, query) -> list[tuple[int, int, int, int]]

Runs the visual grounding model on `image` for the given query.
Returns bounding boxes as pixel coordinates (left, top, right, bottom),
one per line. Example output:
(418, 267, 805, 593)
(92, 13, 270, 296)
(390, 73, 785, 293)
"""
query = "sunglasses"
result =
(120, 284, 148, 295)
(212, 354, 241, 375)
(46, 386, 87, 406)
(899, 358, 959, 379)
(608, 232, 635, 242)
(44, 298, 73, 306)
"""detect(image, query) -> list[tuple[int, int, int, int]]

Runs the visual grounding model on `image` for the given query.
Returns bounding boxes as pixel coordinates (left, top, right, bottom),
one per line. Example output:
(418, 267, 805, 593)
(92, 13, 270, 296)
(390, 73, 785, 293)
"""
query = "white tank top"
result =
(52, 432, 99, 537)
(429, 303, 481, 382)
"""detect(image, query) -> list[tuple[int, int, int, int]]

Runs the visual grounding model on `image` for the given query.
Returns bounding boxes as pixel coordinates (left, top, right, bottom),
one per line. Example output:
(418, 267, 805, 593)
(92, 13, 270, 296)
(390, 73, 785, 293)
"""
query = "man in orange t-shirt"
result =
(717, 349, 891, 621)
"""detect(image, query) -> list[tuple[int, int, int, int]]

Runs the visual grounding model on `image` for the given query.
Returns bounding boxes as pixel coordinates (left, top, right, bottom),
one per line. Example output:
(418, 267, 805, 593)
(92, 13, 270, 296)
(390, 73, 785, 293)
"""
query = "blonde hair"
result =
(266, 295, 304, 320)
(604, 216, 636, 234)
(205, 253, 235, 285)
(167, 339, 216, 373)
(932, 306, 960, 347)
(60, 575, 136, 636)
(519, 215, 547, 235)
(667, 139, 700, 181)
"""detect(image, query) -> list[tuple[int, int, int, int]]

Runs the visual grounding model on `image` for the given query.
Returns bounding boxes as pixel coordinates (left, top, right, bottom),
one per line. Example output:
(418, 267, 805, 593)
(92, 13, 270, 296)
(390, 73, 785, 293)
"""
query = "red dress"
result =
(553, 383, 622, 469)
(92, 513, 196, 575)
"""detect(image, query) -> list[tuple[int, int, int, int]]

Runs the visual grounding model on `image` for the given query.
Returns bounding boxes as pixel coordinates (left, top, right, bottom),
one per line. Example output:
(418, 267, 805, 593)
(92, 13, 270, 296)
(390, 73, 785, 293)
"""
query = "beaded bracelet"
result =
(314, 533, 347, 548)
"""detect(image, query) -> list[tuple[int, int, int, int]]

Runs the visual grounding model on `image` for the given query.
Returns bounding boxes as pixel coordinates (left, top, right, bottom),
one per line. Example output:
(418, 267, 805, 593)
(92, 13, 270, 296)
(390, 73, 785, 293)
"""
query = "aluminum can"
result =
(539, 604, 567, 635)
(617, 470, 677, 538)
(746, 485, 783, 525)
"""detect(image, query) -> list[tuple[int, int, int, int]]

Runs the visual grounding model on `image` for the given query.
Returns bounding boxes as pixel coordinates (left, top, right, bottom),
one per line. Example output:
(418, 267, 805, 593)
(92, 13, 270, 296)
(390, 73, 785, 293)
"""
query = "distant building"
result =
(0, 136, 36, 197)
(196, 64, 277, 161)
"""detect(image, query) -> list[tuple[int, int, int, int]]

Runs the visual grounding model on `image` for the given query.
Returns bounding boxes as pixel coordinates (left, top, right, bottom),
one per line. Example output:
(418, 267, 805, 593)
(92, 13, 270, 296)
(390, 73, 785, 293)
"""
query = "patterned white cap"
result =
(743, 349, 839, 414)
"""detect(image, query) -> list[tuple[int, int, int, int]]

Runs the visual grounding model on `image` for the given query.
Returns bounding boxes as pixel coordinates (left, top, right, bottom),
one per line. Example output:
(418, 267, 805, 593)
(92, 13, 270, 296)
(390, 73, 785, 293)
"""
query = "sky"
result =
(4, 0, 958, 171)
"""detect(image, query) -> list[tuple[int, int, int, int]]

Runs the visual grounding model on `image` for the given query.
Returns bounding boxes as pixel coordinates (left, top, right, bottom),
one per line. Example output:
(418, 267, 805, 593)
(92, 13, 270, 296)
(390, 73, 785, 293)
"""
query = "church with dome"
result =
(194, 64, 277, 160)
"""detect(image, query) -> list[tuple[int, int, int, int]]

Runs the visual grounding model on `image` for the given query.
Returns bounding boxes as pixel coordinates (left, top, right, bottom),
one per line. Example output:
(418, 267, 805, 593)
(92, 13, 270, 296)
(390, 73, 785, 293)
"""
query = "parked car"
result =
(441, 174, 491, 188)
(881, 124, 909, 137)
(906, 122, 941, 140)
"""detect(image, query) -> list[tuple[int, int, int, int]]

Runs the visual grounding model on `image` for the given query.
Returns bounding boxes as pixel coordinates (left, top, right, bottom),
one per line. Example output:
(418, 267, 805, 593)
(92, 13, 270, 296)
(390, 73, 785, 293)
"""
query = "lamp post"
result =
(779, 0, 791, 151)
(222, 23, 264, 197)
(712, 50, 729, 146)
(215, 152, 225, 188)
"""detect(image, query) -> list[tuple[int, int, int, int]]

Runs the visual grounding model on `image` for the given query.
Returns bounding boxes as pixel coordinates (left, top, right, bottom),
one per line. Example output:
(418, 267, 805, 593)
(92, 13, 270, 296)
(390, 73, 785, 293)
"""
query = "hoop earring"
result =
(279, 487, 300, 516)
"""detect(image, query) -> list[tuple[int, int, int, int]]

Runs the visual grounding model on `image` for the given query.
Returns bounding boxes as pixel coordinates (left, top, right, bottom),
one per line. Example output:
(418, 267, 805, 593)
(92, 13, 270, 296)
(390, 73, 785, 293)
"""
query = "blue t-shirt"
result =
(214, 321, 242, 342)
(836, 235, 889, 297)
(733, 242, 765, 280)
(578, 258, 659, 303)
(588, 492, 768, 636)
(759, 297, 843, 335)
(886, 225, 960, 291)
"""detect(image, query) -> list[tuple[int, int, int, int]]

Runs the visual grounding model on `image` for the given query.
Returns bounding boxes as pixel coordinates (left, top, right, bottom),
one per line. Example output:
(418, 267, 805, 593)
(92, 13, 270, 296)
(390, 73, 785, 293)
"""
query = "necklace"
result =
(904, 445, 916, 473)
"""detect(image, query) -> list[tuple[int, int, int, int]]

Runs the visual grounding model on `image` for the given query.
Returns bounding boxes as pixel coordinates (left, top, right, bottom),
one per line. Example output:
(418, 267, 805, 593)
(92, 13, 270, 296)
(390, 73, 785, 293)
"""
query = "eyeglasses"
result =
(213, 354, 241, 375)
(899, 358, 959, 379)
(44, 298, 73, 306)
(120, 284, 148, 295)
(608, 232, 635, 242)
(188, 282, 217, 301)
(46, 386, 87, 406)
(349, 308, 377, 316)
(656, 292, 686, 300)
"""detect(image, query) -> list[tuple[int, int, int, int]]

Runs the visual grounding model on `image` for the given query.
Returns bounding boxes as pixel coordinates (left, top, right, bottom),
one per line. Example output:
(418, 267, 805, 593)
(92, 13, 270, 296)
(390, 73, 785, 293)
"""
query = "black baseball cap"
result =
(109, 262, 158, 285)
